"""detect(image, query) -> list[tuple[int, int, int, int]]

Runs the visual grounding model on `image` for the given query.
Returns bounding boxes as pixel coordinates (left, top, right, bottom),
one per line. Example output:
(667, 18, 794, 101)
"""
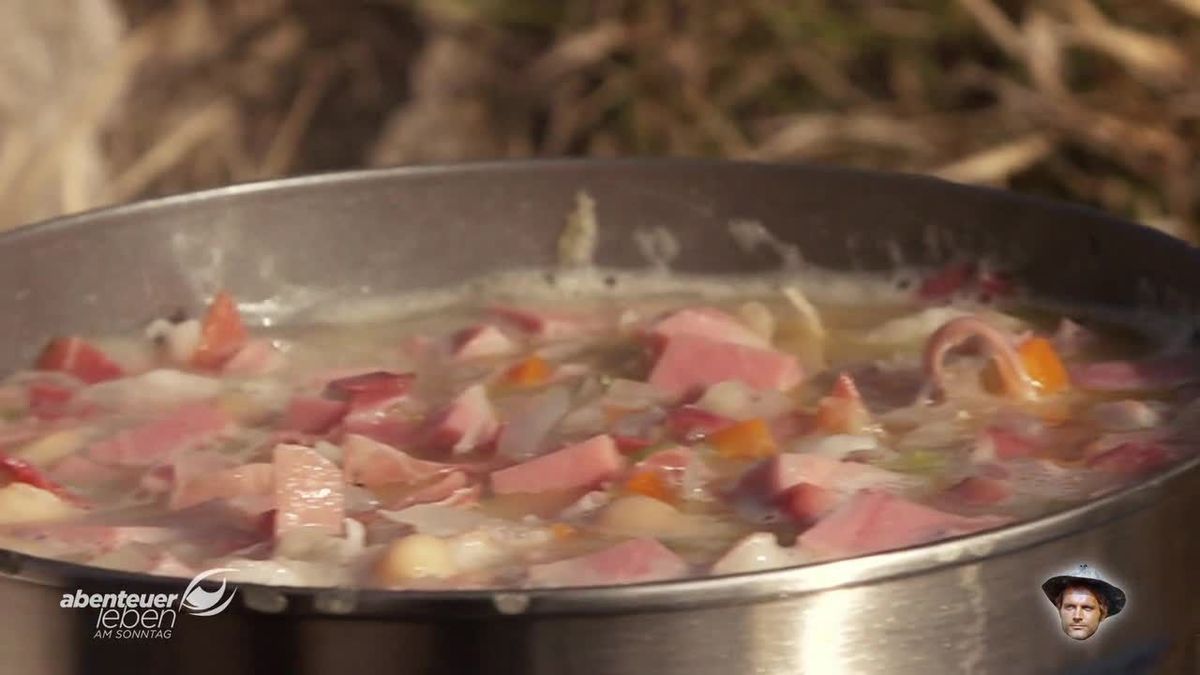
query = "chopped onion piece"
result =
(782, 287, 826, 340)
(380, 504, 501, 537)
(695, 381, 794, 421)
(496, 386, 570, 461)
(80, 369, 221, 413)
(790, 434, 879, 459)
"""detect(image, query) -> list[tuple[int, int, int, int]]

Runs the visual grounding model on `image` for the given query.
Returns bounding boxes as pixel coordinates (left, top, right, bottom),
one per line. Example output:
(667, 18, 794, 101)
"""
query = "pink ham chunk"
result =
(979, 427, 1039, 461)
(326, 371, 416, 413)
(780, 482, 839, 525)
(89, 403, 233, 466)
(48, 455, 124, 487)
(1069, 353, 1200, 392)
(648, 334, 802, 399)
(736, 453, 912, 499)
(635, 445, 712, 489)
(648, 307, 767, 348)
(327, 371, 424, 447)
(273, 444, 344, 539)
(945, 476, 1012, 506)
(427, 384, 499, 454)
(527, 537, 688, 587)
(25, 381, 79, 421)
(171, 462, 274, 510)
(279, 396, 348, 434)
(798, 489, 1009, 558)
(490, 434, 625, 495)
(341, 433, 457, 487)
(451, 324, 519, 361)
(1086, 441, 1171, 476)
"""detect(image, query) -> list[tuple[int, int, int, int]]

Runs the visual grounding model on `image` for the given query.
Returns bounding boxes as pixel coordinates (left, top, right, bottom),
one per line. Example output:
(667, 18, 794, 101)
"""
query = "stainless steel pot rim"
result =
(0, 159, 1195, 620)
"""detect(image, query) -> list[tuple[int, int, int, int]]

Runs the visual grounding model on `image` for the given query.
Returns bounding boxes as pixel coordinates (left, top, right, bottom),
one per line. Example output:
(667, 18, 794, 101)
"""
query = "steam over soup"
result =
(0, 268, 1196, 589)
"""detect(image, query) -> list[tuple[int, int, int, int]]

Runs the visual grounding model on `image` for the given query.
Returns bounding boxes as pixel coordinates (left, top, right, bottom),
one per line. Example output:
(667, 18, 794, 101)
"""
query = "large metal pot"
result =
(0, 160, 1195, 675)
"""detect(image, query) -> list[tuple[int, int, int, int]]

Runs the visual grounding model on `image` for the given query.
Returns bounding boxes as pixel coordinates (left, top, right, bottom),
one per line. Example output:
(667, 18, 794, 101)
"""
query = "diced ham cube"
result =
(1086, 442, 1171, 476)
(36, 337, 124, 384)
(427, 385, 499, 454)
(490, 434, 625, 495)
(272, 444, 345, 539)
(25, 381, 77, 421)
(279, 396, 348, 434)
(527, 537, 688, 587)
(735, 453, 913, 499)
(946, 476, 1012, 506)
(341, 434, 457, 487)
(89, 403, 233, 467)
(647, 308, 767, 349)
(47, 455, 124, 487)
(325, 371, 416, 413)
(634, 446, 712, 490)
(768, 411, 813, 445)
(798, 490, 1009, 558)
(325, 372, 423, 446)
(779, 481, 839, 525)
(1069, 353, 1200, 392)
(979, 427, 1039, 461)
(917, 261, 976, 301)
(343, 416, 422, 450)
(612, 435, 654, 454)
(171, 462, 274, 510)
(451, 324, 519, 361)
(648, 334, 802, 399)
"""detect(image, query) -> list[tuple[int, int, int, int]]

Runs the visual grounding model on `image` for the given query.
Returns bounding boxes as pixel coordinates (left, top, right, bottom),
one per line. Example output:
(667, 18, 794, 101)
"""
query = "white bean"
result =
(738, 301, 776, 342)
(0, 484, 78, 524)
(376, 534, 456, 584)
(599, 495, 684, 536)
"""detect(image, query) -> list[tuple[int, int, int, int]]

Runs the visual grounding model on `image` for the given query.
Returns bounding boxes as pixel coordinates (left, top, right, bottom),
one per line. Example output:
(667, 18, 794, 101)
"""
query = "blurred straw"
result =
(0, 0, 1195, 242)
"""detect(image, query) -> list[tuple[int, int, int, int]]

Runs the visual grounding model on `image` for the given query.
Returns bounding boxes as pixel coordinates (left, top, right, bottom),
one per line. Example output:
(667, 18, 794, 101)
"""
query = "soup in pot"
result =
(0, 265, 1195, 589)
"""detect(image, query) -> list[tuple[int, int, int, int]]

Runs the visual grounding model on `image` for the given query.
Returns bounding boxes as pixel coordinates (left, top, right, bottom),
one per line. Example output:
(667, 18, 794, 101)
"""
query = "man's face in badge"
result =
(1057, 585, 1107, 640)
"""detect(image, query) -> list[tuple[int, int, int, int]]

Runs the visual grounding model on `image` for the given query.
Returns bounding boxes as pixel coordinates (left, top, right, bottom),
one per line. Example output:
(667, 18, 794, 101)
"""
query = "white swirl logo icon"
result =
(180, 568, 237, 617)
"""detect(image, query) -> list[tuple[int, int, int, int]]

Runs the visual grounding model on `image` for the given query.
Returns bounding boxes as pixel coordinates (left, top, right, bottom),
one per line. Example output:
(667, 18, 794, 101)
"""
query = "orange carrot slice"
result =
(192, 291, 248, 369)
(710, 418, 778, 460)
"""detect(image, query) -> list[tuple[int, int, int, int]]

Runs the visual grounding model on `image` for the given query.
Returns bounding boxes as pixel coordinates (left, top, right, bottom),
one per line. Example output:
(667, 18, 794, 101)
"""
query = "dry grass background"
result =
(1, 0, 1197, 240)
